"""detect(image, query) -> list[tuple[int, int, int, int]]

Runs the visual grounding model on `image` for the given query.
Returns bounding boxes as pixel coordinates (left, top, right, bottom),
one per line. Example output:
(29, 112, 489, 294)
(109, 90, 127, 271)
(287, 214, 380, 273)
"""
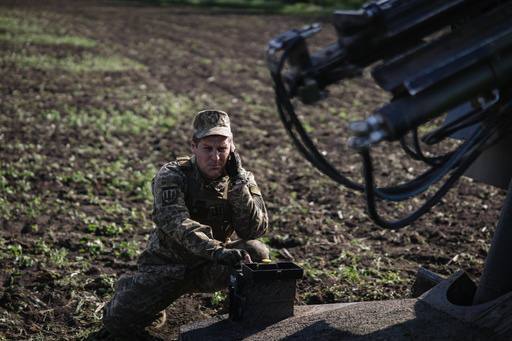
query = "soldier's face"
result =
(192, 135, 231, 179)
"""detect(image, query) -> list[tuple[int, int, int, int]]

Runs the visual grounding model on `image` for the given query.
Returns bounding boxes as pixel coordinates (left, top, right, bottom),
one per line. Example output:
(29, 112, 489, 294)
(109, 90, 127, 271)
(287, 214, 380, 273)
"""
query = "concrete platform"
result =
(179, 299, 494, 340)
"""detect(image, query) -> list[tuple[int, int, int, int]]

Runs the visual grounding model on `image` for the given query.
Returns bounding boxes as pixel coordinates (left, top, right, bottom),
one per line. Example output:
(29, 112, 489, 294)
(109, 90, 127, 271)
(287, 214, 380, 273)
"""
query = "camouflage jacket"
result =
(138, 156, 268, 267)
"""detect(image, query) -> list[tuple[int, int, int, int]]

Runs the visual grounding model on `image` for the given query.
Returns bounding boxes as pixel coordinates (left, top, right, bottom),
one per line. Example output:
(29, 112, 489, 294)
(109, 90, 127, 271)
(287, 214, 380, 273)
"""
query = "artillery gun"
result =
(180, 1, 512, 339)
(266, 0, 512, 338)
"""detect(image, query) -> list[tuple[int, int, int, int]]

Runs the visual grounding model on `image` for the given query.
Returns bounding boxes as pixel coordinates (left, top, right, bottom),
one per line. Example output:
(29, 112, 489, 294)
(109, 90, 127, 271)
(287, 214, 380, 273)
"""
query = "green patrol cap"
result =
(193, 110, 232, 140)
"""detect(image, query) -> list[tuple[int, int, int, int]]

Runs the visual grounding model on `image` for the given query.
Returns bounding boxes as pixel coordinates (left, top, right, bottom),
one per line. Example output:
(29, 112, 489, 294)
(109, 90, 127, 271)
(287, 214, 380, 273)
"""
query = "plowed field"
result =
(0, 1, 504, 339)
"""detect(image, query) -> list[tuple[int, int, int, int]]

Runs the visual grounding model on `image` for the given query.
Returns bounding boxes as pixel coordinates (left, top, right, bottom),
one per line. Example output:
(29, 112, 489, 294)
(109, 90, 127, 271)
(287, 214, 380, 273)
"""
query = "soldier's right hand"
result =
(225, 151, 243, 180)
(213, 248, 250, 267)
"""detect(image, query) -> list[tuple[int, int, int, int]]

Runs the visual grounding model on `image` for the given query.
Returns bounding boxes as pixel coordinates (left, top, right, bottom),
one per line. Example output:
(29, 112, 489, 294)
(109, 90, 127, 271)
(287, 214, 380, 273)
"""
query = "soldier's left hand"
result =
(214, 248, 248, 267)
(225, 151, 243, 179)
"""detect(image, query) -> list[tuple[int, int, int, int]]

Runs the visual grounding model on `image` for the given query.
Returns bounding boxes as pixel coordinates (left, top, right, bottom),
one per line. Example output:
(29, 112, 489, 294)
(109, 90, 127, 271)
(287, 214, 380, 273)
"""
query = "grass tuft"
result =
(2, 52, 145, 72)
(0, 15, 40, 32)
(0, 32, 97, 47)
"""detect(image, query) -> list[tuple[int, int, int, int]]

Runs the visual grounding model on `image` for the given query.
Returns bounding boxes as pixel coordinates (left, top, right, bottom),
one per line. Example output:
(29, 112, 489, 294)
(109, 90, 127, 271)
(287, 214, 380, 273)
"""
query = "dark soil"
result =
(0, 0, 505, 339)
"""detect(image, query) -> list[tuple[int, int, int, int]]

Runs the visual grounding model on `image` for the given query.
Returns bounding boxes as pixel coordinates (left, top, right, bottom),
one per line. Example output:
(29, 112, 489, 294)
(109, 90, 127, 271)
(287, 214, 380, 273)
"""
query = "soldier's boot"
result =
(151, 310, 167, 329)
(225, 239, 270, 262)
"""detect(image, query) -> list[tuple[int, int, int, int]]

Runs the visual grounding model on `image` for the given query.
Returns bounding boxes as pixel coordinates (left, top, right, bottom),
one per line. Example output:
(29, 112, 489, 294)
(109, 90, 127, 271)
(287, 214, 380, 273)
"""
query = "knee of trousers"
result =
(240, 240, 270, 261)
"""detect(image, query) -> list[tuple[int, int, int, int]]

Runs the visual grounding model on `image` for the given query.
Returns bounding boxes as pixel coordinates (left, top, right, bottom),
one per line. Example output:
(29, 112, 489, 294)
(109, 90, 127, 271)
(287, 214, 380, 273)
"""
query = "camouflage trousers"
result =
(102, 239, 269, 336)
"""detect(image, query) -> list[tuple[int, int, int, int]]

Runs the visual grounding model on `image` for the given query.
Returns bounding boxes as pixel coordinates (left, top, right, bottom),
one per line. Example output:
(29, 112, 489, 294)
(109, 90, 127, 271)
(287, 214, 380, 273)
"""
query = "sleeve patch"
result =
(161, 187, 178, 206)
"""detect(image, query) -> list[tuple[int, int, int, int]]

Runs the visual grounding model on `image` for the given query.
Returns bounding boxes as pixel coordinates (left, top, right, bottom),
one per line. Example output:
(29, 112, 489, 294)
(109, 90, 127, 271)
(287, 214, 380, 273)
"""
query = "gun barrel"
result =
(379, 52, 512, 140)
(373, 1, 512, 95)
(333, 0, 500, 66)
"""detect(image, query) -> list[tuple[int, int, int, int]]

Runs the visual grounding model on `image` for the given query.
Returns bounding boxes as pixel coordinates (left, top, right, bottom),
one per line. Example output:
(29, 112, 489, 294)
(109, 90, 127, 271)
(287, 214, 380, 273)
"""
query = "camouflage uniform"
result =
(103, 110, 269, 336)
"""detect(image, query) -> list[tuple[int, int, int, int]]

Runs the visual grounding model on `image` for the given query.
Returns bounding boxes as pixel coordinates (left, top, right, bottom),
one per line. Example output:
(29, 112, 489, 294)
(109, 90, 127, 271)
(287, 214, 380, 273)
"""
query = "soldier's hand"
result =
(225, 151, 243, 179)
(243, 252, 252, 264)
(213, 248, 249, 267)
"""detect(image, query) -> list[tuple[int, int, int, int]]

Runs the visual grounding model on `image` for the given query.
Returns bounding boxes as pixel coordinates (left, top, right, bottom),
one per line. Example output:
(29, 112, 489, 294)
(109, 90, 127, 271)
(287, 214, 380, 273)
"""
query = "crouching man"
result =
(102, 110, 269, 338)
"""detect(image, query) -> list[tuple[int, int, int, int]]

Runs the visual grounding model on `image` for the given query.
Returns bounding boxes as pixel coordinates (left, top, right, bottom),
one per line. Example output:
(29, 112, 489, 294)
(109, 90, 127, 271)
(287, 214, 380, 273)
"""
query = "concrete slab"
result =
(179, 299, 495, 340)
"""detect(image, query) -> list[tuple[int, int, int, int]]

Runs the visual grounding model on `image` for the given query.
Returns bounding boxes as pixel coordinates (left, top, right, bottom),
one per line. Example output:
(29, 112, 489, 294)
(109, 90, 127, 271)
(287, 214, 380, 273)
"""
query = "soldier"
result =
(101, 110, 269, 339)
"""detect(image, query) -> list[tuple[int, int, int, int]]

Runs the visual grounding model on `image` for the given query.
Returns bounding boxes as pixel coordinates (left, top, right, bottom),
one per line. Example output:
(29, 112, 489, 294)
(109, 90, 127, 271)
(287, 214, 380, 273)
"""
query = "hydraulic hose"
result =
(362, 103, 512, 229)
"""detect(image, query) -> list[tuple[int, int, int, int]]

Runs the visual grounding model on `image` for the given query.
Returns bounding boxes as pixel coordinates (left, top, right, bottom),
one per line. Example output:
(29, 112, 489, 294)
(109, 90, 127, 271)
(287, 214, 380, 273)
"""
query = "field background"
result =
(0, 0, 504, 339)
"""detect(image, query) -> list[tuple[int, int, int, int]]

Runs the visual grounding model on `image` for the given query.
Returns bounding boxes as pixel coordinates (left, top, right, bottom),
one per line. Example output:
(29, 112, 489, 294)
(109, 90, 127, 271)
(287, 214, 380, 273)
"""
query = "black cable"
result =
(411, 129, 451, 165)
(422, 109, 488, 145)
(381, 118, 498, 201)
(362, 144, 481, 229)
(272, 71, 364, 191)
(399, 102, 495, 166)
(362, 103, 512, 229)
(400, 131, 447, 166)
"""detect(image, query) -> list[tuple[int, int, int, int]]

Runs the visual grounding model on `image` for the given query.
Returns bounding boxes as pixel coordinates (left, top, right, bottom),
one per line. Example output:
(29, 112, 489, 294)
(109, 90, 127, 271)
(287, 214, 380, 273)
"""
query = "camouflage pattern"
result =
(138, 156, 268, 266)
(103, 239, 269, 336)
(193, 110, 232, 139)
(103, 264, 187, 336)
(103, 156, 269, 334)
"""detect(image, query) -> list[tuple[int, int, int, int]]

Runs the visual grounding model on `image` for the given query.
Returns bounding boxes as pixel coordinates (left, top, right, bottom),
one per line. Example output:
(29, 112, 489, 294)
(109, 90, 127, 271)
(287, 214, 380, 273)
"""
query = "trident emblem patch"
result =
(161, 187, 177, 206)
